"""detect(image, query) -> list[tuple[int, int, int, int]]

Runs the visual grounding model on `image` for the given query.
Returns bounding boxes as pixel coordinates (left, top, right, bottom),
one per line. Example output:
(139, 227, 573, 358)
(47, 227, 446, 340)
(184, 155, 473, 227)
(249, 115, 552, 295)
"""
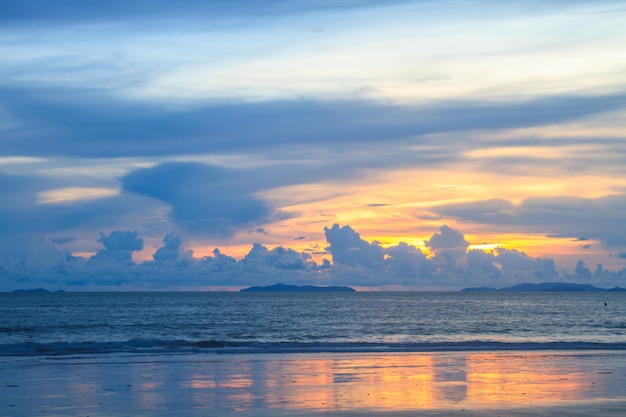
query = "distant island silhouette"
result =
(461, 282, 626, 292)
(240, 284, 356, 292)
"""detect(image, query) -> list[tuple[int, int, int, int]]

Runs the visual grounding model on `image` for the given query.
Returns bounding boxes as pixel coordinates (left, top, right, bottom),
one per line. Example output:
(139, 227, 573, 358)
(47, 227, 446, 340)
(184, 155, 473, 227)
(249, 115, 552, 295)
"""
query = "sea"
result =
(1, 291, 625, 357)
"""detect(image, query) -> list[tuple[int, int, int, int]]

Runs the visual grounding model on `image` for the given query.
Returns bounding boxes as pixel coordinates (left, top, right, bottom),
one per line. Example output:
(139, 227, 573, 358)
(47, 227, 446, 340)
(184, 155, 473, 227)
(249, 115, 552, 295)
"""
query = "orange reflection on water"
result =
(465, 352, 585, 404)
(181, 361, 256, 411)
(260, 354, 436, 410)
(251, 352, 615, 412)
(264, 358, 336, 408)
(33, 351, 623, 414)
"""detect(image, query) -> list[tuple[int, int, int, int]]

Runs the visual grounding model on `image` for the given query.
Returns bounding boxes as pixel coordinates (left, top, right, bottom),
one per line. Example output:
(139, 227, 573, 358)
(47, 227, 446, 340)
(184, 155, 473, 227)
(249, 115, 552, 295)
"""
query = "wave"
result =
(2, 339, 626, 357)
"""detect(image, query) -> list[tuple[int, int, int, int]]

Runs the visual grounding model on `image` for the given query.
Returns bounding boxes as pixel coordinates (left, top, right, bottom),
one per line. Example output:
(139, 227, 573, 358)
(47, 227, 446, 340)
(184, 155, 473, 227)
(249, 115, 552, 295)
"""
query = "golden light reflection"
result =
(31, 352, 624, 414)
(184, 352, 617, 412)
(465, 353, 585, 404)
(134, 382, 164, 410)
(179, 361, 257, 412)
(259, 355, 436, 410)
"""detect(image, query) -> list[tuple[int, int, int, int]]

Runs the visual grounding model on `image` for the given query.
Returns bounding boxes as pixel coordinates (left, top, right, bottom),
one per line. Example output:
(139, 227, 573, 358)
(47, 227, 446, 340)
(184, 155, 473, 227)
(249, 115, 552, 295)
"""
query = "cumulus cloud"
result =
(153, 233, 190, 262)
(243, 243, 311, 270)
(425, 225, 470, 267)
(324, 224, 384, 269)
(383, 242, 428, 279)
(574, 259, 592, 280)
(426, 225, 469, 252)
(465, 249, 500, 281)
(97, 230, 143, 251)
(1, 222, 626, 291)
(90, 231, 144, 263)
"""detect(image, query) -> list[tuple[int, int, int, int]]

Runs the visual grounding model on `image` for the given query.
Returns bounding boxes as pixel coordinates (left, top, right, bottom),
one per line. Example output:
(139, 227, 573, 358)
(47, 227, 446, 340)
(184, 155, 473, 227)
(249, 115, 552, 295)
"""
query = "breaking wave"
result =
(3, 339, 626, 357)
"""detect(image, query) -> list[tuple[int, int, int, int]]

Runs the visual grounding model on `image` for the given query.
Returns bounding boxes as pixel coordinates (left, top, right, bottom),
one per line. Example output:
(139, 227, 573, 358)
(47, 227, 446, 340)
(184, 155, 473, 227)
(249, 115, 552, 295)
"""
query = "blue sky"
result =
(1, 0, 626, 290)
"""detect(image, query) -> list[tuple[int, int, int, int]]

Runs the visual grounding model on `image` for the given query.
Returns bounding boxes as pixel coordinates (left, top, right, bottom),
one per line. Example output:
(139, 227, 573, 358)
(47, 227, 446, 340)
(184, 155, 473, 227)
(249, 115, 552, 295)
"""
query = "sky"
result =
(1, 0, 626, 291)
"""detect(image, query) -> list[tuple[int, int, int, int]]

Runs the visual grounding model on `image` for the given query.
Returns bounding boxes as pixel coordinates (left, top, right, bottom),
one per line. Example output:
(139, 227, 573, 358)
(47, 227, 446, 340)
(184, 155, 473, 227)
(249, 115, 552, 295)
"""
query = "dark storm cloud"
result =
(2, 87, 624, 159)
(121, 162, 274, 237)
(430, 194, 626, 250)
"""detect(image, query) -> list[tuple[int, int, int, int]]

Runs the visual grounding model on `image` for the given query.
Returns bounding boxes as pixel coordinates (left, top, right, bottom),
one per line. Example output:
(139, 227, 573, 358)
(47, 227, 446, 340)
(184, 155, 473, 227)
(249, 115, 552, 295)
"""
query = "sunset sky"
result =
(1, 0, 625, 290)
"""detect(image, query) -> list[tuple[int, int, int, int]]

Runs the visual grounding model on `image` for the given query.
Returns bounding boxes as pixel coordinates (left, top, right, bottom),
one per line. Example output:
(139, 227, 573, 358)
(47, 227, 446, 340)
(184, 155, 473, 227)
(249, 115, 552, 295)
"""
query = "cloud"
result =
(90, 231, 144, 263)
(89, 230, 143, 264)
(1, 1, 625, 292)
(324, 224, 384, 269)
(2, 87, 624, 159)
(425, 225, 470, 252)
(425, 225, 470, 267)
(430, 194, 626, 252)
(0, 235, 68, 267)
(465, 249, 500, 280)
(121, 162, 274, 237)
(574, 259, 592, 280)
(97, 230, 144, 251)
(242, 244, 311, 270)
(1, 222, 625, 291)
(153, 232, 186, 262)
(0, 172, 155, 245)
(383, 242, 428, 279)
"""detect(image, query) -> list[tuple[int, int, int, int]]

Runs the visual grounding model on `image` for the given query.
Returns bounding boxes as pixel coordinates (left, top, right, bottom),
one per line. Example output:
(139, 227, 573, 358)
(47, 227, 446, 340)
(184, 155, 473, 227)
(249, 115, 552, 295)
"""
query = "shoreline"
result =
(2, 350, 626, 416)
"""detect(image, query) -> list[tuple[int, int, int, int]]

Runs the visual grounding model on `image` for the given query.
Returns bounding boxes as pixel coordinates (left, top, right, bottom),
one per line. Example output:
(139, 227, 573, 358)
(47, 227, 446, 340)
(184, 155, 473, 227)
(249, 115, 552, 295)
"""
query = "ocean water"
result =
(1, 291, 625, 357)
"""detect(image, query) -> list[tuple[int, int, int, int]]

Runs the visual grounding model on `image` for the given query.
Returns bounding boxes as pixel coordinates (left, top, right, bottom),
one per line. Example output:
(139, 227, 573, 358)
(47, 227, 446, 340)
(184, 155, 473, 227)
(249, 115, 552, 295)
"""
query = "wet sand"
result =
(2, 351, 625, 416)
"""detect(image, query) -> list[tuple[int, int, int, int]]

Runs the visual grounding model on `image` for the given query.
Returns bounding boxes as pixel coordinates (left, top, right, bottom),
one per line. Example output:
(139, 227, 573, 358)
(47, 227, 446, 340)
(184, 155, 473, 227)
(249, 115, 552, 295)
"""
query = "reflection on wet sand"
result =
(3, 351, 625, 415)
(466, 352, 586, 404)
(261, 355, 435, 409)
(176, 351, 625, 412)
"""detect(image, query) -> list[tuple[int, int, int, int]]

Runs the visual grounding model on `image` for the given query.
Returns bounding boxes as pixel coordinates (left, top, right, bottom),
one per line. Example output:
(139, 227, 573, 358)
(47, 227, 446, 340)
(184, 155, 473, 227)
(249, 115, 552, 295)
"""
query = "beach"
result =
(2, 350, 625, 416)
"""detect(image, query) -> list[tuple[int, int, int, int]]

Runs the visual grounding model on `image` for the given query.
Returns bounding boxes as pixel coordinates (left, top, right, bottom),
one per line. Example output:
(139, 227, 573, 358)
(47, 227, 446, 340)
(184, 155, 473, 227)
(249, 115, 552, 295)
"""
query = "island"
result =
(12, 288, 66, 293)
(240, 284, 356, 292)
(461, 282, 626, 292)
